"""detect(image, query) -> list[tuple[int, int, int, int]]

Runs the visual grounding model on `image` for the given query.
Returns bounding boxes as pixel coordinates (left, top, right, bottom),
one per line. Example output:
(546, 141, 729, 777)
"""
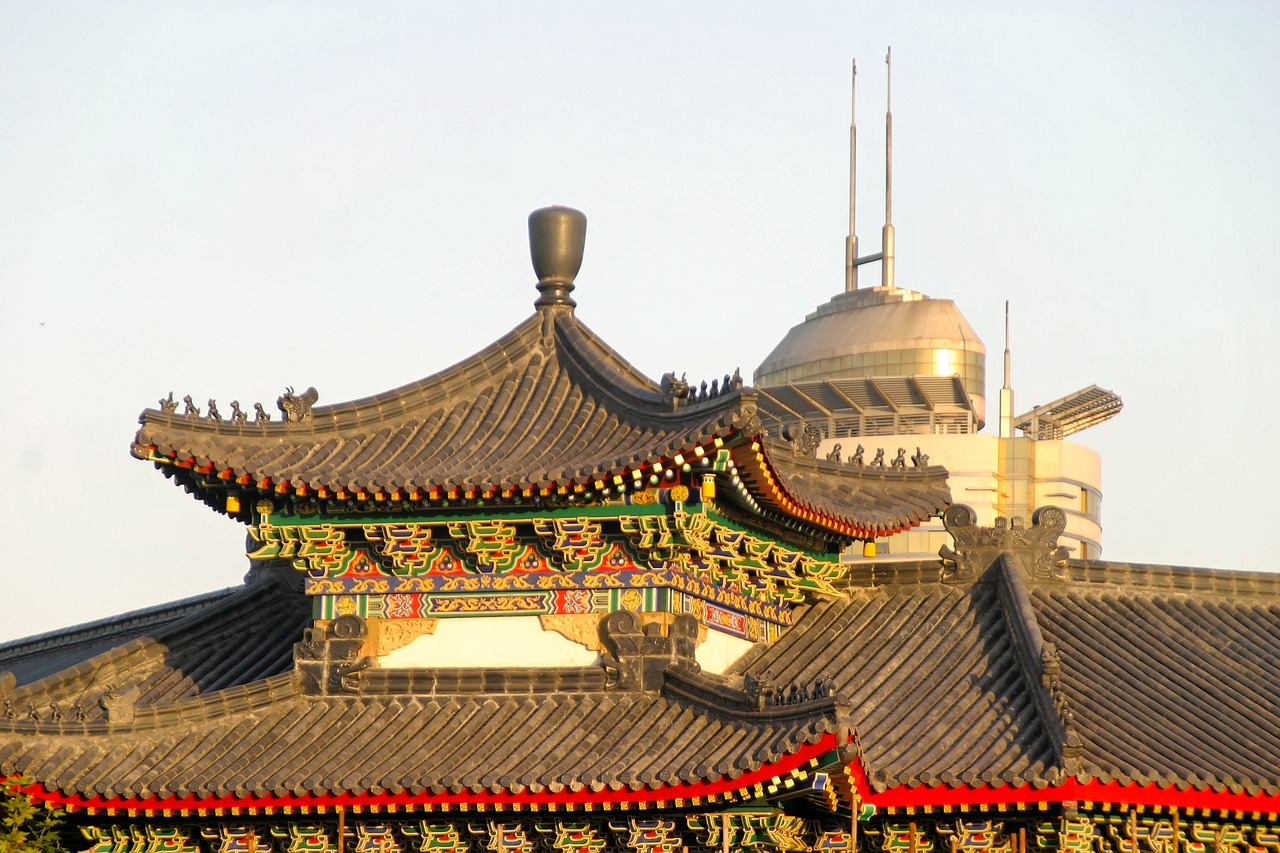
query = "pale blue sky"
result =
(2, 2, 1277, 641)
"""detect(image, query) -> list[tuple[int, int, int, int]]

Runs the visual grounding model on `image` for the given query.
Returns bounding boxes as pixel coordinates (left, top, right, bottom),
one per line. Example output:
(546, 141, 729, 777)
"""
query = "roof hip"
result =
(994, 553, 1081, 780)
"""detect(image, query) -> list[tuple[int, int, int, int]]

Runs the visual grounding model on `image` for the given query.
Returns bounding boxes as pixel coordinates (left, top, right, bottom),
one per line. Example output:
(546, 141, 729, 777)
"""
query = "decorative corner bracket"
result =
(782, 420, 822, 459)
(277, 385, 318, 424)
(939, 504, 1070, 583)
(731, 391, 763, 436)
(598, 610, 699, 691)
(294, 614, 370, 694)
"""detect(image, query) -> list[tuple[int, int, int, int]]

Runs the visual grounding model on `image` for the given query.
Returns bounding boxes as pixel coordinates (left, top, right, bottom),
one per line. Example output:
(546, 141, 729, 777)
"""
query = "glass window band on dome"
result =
(755, 347, 986, 397)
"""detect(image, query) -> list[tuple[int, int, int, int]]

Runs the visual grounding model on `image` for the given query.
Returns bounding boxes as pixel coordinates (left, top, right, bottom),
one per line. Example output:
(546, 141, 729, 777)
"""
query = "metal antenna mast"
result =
(847, 48, 896, 290)
(881, 46, 895, 288)
(1004, 300, 1012, 391)
(845, 59, 859, 292)
(1000, 300, 1015, 438)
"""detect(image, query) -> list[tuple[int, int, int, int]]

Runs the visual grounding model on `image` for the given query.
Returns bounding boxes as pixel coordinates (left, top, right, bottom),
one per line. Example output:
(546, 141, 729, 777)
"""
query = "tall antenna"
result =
(847, 50, 896, 291)
(845, 59, 858, 292)
(999, 300, 1014, 438)
(1003, 300, 1011, 390)
(881, 46, 895, 289)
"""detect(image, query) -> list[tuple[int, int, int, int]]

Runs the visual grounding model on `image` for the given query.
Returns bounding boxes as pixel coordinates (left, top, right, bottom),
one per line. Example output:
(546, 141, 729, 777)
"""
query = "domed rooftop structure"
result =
(754, 284, 987, 437)
(747, 53, 1121, 563)
(753, 50, 987, 440)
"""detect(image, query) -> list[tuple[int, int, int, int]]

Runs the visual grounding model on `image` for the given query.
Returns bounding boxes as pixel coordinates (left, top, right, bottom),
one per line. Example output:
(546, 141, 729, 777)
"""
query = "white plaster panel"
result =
(377, 616, 600, 668)
(695, 626, 756, 674)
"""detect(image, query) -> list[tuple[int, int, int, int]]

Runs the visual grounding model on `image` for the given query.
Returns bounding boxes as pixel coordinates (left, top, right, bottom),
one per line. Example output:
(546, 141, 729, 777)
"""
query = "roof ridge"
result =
(662, 661, 845, 729)
(2, 579, 300, 709)
(1065, 559, 1280, 597)
(0, 672, 302, 737)
(0, 587, 238, 661)
(134, 315, 546, 445)
(994, 552, 1079, 781)
(552, 312, 744, 428)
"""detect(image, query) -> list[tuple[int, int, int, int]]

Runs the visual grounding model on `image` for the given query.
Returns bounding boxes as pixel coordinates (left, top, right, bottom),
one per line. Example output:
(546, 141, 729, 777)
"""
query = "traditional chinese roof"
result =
(4, 512, 1280, 815)
(129, 208, 948, 545)
(0, 689, 843, 809)
(0, 576, 848, 811)
(740, 567, 1058, 792)
(0, 567, 308, 718)
(745, 557, 1280, 800)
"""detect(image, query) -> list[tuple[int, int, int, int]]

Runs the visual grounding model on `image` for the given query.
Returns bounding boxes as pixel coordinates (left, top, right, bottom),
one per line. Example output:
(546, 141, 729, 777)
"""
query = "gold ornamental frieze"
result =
(78, 810, 1280, 853)
(250, 509, 846, 620)
(445, 520, 521, 573)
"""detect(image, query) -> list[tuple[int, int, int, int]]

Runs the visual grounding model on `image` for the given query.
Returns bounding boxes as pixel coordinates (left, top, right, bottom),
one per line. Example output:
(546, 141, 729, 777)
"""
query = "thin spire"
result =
(847, 51, 896, 290)
(881, 46, 895, 288)
(999, 300, 1014, 439)
(845, 58, 859, 292)
(1003, 300, 1012, 390)
(885, 47, 892, 226)
(850, 57, 857, 237)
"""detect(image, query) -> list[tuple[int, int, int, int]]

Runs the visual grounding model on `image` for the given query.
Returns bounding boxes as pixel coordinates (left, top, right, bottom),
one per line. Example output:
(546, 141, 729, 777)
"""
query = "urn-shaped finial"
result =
(529, 206, 586, 309)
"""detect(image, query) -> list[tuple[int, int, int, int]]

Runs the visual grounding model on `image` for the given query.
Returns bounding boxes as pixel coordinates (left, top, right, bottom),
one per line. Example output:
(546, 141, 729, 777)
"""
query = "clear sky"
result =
(2, 2, 1277, 642)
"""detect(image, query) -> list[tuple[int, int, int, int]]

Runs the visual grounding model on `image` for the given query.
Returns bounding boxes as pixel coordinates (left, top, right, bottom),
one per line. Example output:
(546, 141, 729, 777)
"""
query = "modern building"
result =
(754, 58, 1120, 561)
(754, 283, 1121, 561)
(2, 206, 1279, 853)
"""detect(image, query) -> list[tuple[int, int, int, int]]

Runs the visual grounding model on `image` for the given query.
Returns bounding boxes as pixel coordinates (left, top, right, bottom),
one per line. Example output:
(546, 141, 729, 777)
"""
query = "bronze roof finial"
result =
(529, 205, 586, 310)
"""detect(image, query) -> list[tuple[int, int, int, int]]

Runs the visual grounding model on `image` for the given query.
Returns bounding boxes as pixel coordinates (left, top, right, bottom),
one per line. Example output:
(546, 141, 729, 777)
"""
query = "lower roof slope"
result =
(4, 524, 1280, 811)
(733, 533, 1280, 801)
(0, 588, 236, 689)
(0, 580, 844, 806)
(0, 566, 308, 723)
(0, 690, 838, 803)
(1037, 564, 1280, 795)
(732, 575, 1057, 791)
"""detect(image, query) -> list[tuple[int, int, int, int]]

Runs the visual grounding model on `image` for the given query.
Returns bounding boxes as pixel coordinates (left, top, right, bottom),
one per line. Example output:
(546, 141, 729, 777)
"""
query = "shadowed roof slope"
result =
(733, 571, 1057, 791)
(0, 589, 237, 688)
(728, 549, 1280, 799)
(1036, 562, 1280, 795)
(4, 548, 1280, 810)
(0, 566, 309, 722)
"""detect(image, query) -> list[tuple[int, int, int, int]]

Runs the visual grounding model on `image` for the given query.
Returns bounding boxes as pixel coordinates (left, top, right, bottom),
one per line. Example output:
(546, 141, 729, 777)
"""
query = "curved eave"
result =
(131, 306, 947, 540)
(132, 432, 734, 506)
(38, 742, 1279, 818)
(730, 439, 950, 540)
(22, 733, 839, 817)
(842, 739, 1280, 812)
(138, 427, 947, 546)
(134, 432, 739, 521)
(855, 775, 1280, 814)
(130, 310, 750, 511)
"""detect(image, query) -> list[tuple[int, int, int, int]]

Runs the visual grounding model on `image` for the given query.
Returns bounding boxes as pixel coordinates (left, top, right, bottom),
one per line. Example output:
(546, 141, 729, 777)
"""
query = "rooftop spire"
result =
(1000, 300, 1015, 438)
(1004, 300, 1012, 391)
(845, 59, 859, 292)
(881, 46, 895, 289)
(847, 51, 897, 291)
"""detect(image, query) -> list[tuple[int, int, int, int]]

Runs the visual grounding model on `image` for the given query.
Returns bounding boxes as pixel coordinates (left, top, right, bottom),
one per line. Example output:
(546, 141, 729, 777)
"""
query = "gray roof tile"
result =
(5, 554, 1280, 806)
(133, 311, 949, 538)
